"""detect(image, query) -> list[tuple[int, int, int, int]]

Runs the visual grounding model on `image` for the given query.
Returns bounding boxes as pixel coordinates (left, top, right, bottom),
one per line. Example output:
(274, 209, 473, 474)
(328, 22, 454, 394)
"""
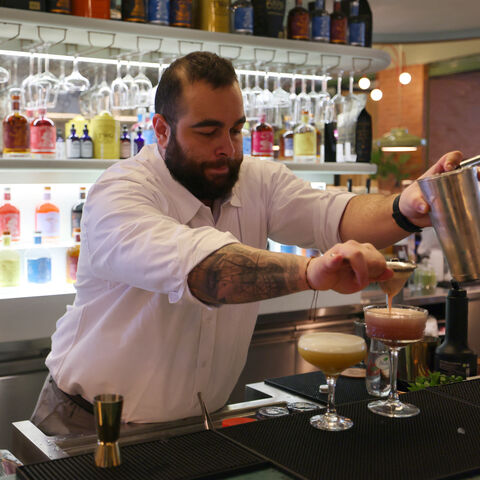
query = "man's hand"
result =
(399, 150, 463, 228)
(307, 240, 393, 294)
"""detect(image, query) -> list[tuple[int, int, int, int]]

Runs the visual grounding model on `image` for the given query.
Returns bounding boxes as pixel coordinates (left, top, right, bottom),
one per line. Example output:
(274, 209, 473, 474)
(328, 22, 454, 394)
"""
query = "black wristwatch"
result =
(392, 194, 422, 233)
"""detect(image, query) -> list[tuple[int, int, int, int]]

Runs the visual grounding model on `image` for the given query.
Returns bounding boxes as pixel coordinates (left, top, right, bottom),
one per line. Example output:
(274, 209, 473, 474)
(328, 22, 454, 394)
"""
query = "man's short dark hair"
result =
(154, 51, 238, 126)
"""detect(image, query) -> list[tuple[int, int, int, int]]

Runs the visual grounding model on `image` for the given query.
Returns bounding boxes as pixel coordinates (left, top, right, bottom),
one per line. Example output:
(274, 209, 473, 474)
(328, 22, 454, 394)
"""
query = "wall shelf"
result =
(0, 7, 390, 74)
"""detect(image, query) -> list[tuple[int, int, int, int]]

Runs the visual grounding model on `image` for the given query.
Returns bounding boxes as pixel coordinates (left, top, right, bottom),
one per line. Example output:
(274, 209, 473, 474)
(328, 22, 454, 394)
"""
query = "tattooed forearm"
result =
(188, 243, 309, 305)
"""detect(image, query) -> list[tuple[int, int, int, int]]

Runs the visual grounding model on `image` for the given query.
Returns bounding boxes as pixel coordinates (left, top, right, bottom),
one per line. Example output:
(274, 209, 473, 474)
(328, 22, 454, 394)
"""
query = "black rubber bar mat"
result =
(16, 430, 267, 480)
(425, 378, 480, 408)
(223, 389, 480, 480)
(265, 371, 373, 405)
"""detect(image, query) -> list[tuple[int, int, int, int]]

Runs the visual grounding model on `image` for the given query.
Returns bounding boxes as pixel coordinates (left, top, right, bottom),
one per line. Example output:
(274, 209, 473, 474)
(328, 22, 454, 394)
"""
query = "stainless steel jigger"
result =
(93, 393, 123, 468)
(379, 259, 417, 299)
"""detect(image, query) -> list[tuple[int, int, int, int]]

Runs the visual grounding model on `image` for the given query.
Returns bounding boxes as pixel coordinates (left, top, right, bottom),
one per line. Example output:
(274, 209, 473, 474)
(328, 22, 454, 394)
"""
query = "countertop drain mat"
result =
(16, 430, 266, 480)
(265, 371, 372, 405)
(426, 378, 480, 407)
(223, 389, 480, 480)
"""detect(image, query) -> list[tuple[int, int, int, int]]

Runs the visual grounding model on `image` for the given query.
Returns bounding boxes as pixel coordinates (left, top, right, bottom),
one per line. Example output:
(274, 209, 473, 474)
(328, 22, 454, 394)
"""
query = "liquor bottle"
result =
(72, 0, 110, 18)
(148, 0, 170, 24)
(330, 0, 348, 44)
(71, 186, 86, 237)
(252, 0, 286, 38)
(242, 121, 251, 155)
(120, 125, 131, 159)
(66, 228, 81, 284)
(110, 0, 122, 19)
(25, 232, 52, 284)
(0, 188, 20, 242)
(294, 111, 316, 163)
(2, 88, 30, 159)
(31, 108, 56, 159)
(434, 282, 478, 378)
(230, 0, 253, 35)
(199, 0, 230, 32)
(0, 232, 20, 287)
(80, 124, 93, 159)
(359, 0, 372, 47)
(279, 121, 294, 161)
(348, 0, 365, 46)
(324, 122, 337, 162)
(35, 186, 60, 242)
(251, 113, 274, 159)
(287, 0, 310, 40)
(134, 127, 145, 155)
(91, 111, 120, 159)
(66, 124, 80, 159)
(56, 128, 66, 159)
(355, 107, 372, 162)
(142, 111, 156, 145)
(170, 0, 193, 27)
(47, 0, 72, 14)
(122, 0, 147, 22)
(311, 0, 330, 43)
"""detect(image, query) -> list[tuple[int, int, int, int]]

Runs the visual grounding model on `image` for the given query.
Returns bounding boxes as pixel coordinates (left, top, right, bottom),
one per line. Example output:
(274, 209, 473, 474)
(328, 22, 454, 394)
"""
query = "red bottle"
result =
(252, 114, 274, 158)
(31, 108, 56, 159)
(0, 188, 20, 242)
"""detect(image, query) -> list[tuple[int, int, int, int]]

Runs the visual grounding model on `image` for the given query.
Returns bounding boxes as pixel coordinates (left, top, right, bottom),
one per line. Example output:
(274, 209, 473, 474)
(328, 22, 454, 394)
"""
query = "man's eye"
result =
(197, 129, 216, 136)
(231, 129, 242, 136)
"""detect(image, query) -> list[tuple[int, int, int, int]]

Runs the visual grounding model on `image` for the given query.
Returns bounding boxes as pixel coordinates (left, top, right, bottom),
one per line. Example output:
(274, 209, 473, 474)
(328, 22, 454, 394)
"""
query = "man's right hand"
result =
(307, 240, 393, 294)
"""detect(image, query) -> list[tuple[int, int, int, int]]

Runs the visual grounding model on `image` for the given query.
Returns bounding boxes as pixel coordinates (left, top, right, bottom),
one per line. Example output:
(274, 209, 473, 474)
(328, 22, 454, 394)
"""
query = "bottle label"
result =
(252, 130, 274, 156)
(120, 142, 131, 159)
(148, 0, 170, 24)
(36, 212, 60, 237)
(349, 22, 365, 46)
(294, 131, 316, 156)
(80, 140, 93, 158)
(438, 359, 473, 378)
(170, 0, 192, 27)
(0, 259, 20, 286)
(289, 13, 309, 39)
(242, 135, 251, 155)
(284, 137, 293, 157)
(330, 19, 347, 43)
(31, 125, 56, 154)
(233, 6, 253, 33)
(27, 257, 52, 284)
(0, 212, 20, 240)
(312, 16, 330, 41)
(67, 139, 81, 158)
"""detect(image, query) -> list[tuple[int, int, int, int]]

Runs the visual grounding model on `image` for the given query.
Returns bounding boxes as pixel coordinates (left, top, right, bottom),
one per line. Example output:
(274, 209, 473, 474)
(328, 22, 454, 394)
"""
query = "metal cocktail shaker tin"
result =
(418, 165, 480, 282)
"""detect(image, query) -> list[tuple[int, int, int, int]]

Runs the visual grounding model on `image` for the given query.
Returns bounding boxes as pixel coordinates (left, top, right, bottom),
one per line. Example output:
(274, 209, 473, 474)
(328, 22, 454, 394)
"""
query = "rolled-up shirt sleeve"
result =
(82, 177, 239, 301)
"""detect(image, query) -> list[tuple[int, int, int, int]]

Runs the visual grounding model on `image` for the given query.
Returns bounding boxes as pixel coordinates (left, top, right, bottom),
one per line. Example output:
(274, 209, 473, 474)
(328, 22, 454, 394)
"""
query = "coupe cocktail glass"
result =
(364, 305, 428, 418)
(298, 332, 367, 431)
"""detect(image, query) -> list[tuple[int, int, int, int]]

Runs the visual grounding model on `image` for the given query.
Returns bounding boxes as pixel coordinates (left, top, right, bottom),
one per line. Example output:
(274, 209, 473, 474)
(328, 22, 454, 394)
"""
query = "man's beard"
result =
(164, 130, 242, 202)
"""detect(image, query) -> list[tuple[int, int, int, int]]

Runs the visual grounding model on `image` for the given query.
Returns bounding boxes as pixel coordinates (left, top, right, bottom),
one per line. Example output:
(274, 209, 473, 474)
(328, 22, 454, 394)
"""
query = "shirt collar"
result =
(150, 145, 242, 224)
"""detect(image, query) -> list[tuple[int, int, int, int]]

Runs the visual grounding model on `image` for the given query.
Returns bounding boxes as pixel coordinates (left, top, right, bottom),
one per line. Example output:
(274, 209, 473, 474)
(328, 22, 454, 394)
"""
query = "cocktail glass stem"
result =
(388, 347, 400, 403)
(325, 375, 337, 418)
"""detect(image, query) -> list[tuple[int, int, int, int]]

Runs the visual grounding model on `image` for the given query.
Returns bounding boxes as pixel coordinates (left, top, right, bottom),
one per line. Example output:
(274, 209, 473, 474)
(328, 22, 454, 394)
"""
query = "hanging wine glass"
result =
(343, 73, 363, 162)
(35, 51, 60, 108)
(122, 62, 140, 109)
(110, 60, 128, 111)
(93, 64, 112, 114)
(251, 63, 264, 118)
(293, 71, 311, 124)
(0, 65, 9, 84)
(241, 66, 253, 118)
(259, 69, 274, 124)
(134, 61, 153, 108)
(314, 73, 333, 164)
(272, 68, 290, 129)
(288, 69, 297, 123)
(330, 72, 346, 162)
(64, 56, 90, 92)
(21, 53, 38, 110)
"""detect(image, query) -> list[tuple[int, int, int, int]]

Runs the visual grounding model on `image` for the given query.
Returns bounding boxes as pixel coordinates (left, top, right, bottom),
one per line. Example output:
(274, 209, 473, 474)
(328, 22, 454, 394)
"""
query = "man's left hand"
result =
(399, 150, 463, 228)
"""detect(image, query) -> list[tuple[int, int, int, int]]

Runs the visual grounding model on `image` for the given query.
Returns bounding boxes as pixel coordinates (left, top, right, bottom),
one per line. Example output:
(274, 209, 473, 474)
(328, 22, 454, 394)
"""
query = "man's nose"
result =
(215, 133, 235, 157)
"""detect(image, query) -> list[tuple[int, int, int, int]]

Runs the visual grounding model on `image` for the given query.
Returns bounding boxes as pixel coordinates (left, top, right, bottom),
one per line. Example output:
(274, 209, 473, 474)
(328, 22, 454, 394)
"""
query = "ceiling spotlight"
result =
(399, 72, 412, 85)
(358, 76, 371, 90)
(370, 88, 383, 101)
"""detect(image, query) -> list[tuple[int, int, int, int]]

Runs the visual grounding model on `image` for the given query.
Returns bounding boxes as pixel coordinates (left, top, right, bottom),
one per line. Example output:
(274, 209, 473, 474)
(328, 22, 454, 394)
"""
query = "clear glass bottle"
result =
(80, 124, 93, 159)
(35, 186, 60, 243)
(25, 232, 52, 284)
(311, 0, 330, 43)
(287, 0, 310, 40)
(366, 338, 390, 397)
(66, 124, 81, 159)
(294, 111, 317, 163)
(56, 128, 66, 159)
(230, 0, 253, 34)
(2, 88, 30, 158)
(0, 187, 20, 242)
(71, 186, 86, 237)
(120, 125, 131, 159)
(0, 232, 21, 287)
(66, 228, 81, 284)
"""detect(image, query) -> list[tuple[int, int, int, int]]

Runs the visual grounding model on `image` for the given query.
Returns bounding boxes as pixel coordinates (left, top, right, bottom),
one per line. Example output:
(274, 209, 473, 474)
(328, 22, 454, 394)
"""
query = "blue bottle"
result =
(25, 232, 52, 284)
(148, 0, 170, 24)
(134, 127, 145, 154)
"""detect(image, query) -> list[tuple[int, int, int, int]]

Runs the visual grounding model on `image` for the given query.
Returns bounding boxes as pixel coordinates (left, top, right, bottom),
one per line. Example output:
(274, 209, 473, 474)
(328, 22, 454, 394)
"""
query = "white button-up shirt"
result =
(46, 144, 354, 423)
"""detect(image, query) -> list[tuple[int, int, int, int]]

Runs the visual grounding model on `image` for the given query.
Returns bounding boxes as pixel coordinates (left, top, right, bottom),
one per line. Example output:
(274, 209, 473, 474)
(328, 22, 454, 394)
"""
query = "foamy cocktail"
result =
(363, 304, 428, 418)
(298, 332, 366, 431)
(365, 306, 428, 346)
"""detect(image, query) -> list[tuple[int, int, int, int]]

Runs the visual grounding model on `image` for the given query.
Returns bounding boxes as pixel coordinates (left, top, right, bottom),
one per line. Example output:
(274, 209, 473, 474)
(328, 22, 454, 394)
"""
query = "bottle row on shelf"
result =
(3, 0, 372, 46)
(0, 229, 80, 287)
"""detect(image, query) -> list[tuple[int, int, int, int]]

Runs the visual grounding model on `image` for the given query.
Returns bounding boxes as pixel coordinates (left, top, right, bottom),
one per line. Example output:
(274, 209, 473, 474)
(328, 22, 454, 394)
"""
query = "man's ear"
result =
(153, 114, 171, 150)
